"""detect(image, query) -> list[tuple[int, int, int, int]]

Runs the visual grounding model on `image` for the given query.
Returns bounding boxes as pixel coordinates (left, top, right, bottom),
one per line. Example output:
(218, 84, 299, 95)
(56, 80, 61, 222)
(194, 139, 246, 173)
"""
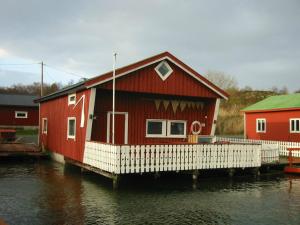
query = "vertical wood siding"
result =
(0, 106, 38, 126)
(100, 60, 219, 98)
(40, 89, 90, 162)
(91, 90, 216, 145)
(245, 110, 300, 142)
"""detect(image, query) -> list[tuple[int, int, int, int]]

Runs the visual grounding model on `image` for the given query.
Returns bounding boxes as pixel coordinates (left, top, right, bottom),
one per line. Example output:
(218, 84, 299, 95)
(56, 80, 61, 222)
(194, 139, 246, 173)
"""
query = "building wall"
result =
(0, 106, 38, 127)
(91, 90, 216, 144)
(39, 89, 91, 162)
(100, 60, 220, 98)
(245, 110, 300, 142)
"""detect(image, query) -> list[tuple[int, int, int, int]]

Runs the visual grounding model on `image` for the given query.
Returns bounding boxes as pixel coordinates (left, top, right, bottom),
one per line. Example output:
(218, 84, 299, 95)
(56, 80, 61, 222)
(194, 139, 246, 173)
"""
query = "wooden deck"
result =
(82, 141, 278, 175)
(0, 143, 44, 157)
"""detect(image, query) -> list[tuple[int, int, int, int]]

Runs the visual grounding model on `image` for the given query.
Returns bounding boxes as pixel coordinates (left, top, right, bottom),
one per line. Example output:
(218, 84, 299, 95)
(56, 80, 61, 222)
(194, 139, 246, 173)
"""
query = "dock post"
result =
(192, 170, 199, 189)
(112, 174, 120, 189)
(251, 167, 260, 177)
(228, 168, 235, 177)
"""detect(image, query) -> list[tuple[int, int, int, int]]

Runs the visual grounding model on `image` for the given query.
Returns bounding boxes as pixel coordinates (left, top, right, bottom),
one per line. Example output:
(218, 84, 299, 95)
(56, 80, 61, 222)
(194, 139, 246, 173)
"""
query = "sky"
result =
(0, 0, 299, 91)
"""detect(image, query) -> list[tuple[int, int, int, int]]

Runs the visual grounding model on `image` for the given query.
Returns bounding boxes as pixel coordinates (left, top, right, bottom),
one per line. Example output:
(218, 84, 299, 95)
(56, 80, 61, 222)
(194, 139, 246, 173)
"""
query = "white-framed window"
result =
(167, 120, 187, 138)
(146, 119, 187, 138)
(15, 111, 28, 119)
(67, 117, 76, 139)
(42, 118, 48, 134)
(290, 118, 300, 133)
(146, 119, 166, 138)
(154, 61, 173, 81)
(256, 118, 266, 133)
(68, 93, 76, 105)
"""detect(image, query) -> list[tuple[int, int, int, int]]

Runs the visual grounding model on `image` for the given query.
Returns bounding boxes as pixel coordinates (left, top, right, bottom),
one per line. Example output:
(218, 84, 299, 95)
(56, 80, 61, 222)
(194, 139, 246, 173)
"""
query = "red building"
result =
(37, 52, 228, 163)
(0, 94, 39, 129)
(242, 93, 300, 142)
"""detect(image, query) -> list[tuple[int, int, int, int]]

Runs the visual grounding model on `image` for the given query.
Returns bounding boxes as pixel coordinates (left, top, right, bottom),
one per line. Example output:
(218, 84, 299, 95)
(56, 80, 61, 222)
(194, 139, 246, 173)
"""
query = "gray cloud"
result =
(0, 0, 299, 91)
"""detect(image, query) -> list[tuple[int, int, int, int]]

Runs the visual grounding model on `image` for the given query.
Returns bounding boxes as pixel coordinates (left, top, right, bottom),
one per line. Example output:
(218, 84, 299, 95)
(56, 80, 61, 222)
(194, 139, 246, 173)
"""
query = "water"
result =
(0, 160, 300, 225)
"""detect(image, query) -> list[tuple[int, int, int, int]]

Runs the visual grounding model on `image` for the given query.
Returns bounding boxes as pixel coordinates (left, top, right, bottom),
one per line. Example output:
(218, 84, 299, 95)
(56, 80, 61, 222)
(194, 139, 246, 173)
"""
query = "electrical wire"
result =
(44, 64, 86, 79)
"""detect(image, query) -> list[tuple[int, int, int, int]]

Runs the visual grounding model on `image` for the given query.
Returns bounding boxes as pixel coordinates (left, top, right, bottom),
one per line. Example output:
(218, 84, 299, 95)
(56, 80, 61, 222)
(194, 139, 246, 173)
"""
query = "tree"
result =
(205, 70, 238, 91)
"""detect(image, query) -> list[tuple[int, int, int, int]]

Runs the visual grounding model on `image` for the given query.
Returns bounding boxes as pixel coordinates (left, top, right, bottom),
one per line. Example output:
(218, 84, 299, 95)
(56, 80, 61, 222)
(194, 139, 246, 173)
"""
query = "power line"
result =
(0, 63, 39, 66)
(44, 64, 86, 79)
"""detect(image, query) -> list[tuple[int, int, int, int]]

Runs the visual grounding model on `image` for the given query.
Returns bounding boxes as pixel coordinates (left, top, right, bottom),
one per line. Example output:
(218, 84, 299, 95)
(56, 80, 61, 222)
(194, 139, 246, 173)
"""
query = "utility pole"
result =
(112, 53, 117, 144)
(41, 61, 44, 97)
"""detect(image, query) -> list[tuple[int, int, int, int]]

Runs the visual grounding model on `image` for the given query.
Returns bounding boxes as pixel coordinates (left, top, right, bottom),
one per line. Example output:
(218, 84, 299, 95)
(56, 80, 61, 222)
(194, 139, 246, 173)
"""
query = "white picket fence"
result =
(216, 137, 300, 157)
(83, 141, 261, 174)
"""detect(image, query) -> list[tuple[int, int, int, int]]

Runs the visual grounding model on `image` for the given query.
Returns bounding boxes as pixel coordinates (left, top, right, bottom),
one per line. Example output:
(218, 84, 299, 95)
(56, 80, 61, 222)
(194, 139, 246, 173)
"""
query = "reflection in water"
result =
(0, 160, 300, 225)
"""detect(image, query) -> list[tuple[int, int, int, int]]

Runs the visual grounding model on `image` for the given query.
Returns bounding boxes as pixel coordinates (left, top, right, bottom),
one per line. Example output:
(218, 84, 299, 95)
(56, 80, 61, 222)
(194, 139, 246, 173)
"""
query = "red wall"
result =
(245, 110, 300, 142)
(39, 89, 90, 162)
(91, 90, 216, 144)
(100, 60, 220, 98)
(0, 106, 38, 126)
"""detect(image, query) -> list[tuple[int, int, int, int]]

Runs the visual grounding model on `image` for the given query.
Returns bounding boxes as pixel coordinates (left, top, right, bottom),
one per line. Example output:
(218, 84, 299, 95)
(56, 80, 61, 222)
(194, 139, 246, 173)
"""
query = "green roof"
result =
(242, 93, 300, 112)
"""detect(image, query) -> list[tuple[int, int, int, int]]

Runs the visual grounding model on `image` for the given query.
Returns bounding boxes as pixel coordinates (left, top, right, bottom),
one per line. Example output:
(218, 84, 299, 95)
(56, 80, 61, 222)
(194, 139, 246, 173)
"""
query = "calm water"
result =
(0, 160, 300, 225)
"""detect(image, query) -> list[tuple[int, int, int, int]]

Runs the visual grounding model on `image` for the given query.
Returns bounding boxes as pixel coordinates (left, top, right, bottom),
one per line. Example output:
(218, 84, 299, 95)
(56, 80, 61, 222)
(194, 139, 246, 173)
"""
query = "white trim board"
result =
(86, 56, 228, 100)
(85, 88, 96, 141)
(106, 111, 128, 144)
(210, 98, 220, 136)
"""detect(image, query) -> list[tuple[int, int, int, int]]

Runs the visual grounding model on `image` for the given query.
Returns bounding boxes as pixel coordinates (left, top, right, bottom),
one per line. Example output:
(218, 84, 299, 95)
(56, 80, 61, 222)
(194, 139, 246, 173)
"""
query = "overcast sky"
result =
(0, 0, 299, 91)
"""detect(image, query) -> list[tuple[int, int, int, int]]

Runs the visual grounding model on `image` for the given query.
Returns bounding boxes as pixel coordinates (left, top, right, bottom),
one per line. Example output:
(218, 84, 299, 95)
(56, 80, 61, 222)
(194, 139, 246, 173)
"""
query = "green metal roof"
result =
(242, 93, 300, 112)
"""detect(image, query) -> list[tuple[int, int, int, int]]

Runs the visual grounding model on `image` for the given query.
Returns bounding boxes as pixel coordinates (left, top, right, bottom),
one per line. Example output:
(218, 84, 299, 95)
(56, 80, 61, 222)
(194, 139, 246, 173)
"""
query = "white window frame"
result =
(154, 61, 173, 81)
(68, 93, 76, 105)
(42, 118, 48, 134)
(256, 118, 266, 133)
(290, 118, 300, 133)
(146, 119, 167, 138)
(15, 111, 28, 119)
(167, 120, 187, 138)
(67, 117, 76, 140)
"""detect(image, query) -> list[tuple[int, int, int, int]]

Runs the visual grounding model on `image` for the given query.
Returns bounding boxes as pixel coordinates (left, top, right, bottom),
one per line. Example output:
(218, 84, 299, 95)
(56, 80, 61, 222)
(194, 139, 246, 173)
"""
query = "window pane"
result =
(170, 122, 185, 135)
(262, 121, 265, 131)
(296, 120, 300, 131)
(147, 121, 163, 135)
(17, 113, 26, 117)
(158, 63, 170, 77)
(292, 120, 295, 131)
(69, 120, 75, 136)
(258, 121, 261, 131)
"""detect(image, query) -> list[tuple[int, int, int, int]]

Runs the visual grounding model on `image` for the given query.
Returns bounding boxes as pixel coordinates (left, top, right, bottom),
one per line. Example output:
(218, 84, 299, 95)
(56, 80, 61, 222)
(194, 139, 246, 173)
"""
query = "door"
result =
(107, 112, 128, 144)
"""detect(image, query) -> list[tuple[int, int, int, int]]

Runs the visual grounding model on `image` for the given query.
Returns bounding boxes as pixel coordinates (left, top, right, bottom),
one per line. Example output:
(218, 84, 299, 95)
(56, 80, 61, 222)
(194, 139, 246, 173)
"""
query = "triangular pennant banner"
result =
(163, 100, 169, 111)
(154, 99, 161, 111)
(171, 100, 179, 114)
(179, 101, 187, 112)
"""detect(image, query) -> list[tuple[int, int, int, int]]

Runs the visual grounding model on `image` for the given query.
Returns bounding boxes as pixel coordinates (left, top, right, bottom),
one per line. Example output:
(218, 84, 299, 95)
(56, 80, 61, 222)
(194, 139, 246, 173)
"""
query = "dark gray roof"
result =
(0, 94, 38, 107)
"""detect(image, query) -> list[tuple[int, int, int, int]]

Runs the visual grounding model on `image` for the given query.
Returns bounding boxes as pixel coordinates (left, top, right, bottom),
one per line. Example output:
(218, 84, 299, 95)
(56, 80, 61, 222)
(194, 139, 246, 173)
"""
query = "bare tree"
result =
(205, 70, 238, 91)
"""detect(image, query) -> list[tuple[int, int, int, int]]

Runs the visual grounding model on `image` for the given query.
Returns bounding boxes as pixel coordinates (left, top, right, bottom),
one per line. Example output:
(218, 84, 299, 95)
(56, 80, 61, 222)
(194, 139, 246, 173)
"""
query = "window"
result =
(68, 93, 76, 105)
(67, 117, 76, 139)
(256, 118, 266, 133)
(290, 119, 300, 133)
(154, 61, 173, 81)
(15, 111, 28, 119)
(146, 119, 187, 138)
(167, 120, 187, 138)
(146, 119, 166, 137)
(42, 118, 48, 134)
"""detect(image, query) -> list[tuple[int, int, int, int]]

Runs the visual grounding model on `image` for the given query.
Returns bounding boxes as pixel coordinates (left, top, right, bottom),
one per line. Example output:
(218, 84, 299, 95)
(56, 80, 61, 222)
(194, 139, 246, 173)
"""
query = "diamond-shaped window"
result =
(155, 61, 173, 81)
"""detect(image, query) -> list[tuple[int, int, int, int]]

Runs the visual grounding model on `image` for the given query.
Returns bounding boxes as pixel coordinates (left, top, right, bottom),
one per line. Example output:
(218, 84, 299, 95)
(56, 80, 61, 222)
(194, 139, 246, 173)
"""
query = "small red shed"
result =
(0, 94, 39, 129)
(36, 52, 228, 163)
(242, 93, 300, 142)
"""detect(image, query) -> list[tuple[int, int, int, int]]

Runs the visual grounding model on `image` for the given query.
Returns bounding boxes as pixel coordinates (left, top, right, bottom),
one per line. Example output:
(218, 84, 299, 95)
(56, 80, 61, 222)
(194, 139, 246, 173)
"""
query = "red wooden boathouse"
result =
(37, 52, 228, 162)
(0, 94, 39, 129)
(242, 93, 300, 142)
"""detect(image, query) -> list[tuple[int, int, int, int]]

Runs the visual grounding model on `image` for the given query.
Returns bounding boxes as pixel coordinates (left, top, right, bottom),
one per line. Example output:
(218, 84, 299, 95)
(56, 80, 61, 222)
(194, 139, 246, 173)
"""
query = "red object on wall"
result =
(245, 109, 300, 142)
(0, 106, 39, 127)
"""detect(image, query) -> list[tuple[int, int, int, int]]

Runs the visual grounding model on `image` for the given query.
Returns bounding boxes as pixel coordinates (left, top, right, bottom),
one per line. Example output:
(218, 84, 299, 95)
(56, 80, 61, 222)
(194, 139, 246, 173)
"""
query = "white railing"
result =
(216, 137, 300, 157)
(83, 141, 261, 174)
